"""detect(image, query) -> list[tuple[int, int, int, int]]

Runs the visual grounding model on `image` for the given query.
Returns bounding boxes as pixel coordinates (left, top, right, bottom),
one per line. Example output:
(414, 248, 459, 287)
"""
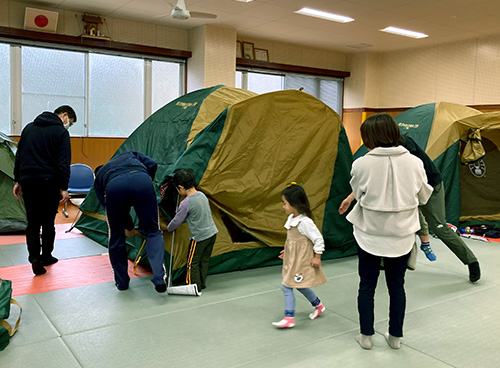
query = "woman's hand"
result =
(278, 249, 285, 259)
(338, 192, 355, 215)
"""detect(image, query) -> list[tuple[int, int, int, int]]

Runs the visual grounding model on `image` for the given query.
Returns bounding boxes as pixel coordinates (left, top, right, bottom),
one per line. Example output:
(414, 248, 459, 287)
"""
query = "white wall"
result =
(237, 36, 347, 71)
(356, 35, 500, 109)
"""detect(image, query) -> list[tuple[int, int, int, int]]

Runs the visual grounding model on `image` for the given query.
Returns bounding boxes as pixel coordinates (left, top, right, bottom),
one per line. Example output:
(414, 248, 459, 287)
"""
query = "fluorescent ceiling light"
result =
(380, 26, 428, 39)
(295, 7, 354, 23)
(234, 0, 253, 2)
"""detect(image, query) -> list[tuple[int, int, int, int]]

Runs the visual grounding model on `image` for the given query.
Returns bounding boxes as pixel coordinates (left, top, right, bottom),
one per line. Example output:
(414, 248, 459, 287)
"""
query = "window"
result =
(237, 69, 344, 116)
(89, 54, 144, 136)
(22, 46, 86, 136)
(0, 44, 10, 133)
(3, 43, 185, 137)
(247, 71, 283, 94)
(235, 71, 242, 89)
(152, 60, 181, 114)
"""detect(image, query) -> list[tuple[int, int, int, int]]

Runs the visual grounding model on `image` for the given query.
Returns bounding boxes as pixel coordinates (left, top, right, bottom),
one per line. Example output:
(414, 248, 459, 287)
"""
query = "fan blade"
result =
(189, 11, 217, 19)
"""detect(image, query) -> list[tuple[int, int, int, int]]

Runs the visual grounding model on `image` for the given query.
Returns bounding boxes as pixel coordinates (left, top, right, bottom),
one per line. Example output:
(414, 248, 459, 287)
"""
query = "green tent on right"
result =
(393, 102, 500, 228)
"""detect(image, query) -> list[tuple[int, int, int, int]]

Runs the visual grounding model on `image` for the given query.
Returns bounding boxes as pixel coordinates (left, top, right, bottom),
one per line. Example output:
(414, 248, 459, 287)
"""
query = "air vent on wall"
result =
(346, 43, 373, 50)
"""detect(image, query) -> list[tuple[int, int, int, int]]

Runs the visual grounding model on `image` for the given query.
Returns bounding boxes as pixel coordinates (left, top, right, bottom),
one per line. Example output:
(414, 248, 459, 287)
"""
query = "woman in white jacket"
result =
(347, 113, 433, 350)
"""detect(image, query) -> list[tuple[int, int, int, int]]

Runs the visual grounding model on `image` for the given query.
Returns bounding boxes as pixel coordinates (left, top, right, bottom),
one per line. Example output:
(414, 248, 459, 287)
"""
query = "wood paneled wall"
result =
(343, 108, 405, 154)
(70, 137, 125, 170)
(11, 135, 126, 169)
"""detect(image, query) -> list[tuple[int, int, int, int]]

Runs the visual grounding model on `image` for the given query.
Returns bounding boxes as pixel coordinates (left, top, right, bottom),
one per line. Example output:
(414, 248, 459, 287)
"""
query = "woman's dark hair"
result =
(281, 183, 313, 219)
(173, 169, 196, 189)
(360, 113, 401, 150)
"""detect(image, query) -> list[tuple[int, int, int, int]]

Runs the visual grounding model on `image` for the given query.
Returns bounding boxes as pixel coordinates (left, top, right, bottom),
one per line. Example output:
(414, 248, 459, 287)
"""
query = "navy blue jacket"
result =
(402, 135, 442, 188)
(94, 151, 158, 229)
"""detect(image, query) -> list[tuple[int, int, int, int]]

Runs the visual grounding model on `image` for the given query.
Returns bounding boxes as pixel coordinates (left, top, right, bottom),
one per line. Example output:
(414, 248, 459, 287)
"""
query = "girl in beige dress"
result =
(272, 183, 328, 328)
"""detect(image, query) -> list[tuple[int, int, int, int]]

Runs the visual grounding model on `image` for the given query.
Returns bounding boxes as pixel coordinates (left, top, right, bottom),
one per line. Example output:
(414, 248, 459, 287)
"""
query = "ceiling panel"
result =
(9, 0, 500, 53)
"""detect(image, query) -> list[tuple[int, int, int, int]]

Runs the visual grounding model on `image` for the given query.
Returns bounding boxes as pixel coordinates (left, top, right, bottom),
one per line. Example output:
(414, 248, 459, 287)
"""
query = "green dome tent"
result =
(0, 132, 27, 233)
(76, 86, 356, 279)
(394, 102, 500, 227)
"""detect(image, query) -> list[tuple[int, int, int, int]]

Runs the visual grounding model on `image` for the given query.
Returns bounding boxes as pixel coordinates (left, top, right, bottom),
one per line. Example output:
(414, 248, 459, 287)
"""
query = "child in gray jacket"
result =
(167, 169, 218, 291)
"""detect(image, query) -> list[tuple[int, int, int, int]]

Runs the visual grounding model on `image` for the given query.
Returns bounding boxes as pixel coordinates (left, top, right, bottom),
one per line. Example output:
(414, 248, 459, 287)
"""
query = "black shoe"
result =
(155, 283, 167, 293)
(468, 261, 481, 283)
(32, 261, 47, 276)
(116, 283, 129, 291)
(41, 256, 59, 266)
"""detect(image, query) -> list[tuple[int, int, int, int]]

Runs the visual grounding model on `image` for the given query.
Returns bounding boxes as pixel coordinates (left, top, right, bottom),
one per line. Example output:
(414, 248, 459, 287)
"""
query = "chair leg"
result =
(62, 201, 69, 218)
(65, 208, 82, 233)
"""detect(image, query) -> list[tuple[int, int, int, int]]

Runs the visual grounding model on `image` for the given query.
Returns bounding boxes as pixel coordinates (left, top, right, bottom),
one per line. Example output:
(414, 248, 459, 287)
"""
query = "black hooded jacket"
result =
(14, 111, 71, 190)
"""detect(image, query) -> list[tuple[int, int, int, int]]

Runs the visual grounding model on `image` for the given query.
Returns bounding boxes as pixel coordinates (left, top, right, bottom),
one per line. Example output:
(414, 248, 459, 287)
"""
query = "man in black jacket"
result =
(13, 105, 76, 275)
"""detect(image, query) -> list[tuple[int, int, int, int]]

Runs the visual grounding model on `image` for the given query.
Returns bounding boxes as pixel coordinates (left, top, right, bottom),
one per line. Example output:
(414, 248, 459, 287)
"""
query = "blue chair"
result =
(63, 164, 94, 220)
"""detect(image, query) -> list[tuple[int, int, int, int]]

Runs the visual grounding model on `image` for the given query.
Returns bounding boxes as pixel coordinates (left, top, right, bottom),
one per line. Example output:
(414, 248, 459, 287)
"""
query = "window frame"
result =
(0, 33, 187, 137)
(236, 58, 349, 117)
(237, 67, 345, 117)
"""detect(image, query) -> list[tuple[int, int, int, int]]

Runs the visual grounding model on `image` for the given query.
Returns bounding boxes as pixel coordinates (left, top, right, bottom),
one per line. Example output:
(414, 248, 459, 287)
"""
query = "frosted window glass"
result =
(0, 44, 10, 134)
(285, 75, 343, 116)
(235, 71, 242, 89)
(284, 75, 316, 96)
(21, 46, 86, 136)
(238, 68, 343, 117)
(247, 72, 283, 94)
(89, 54, 144, 137)
(152, 60, 180, 114)
(320, 79, 343, 116)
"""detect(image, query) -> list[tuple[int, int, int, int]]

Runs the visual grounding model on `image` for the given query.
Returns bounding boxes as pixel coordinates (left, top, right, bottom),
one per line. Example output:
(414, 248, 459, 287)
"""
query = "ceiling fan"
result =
(170, 0, 217, 20)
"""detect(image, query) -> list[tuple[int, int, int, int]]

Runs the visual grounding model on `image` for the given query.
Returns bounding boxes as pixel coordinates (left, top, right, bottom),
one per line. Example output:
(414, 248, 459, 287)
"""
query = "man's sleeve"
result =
(134, 151, 157, 180)
(94, 186, 105, 207)
(13, 131, 24, 183)
(57, 130, 71, 191)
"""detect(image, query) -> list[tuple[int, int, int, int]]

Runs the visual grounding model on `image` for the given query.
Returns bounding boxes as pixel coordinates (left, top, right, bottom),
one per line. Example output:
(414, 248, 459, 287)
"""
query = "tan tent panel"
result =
(198, 90, 343, 249)
(426, 102, 481, 161)
(187, 87, 257, 147)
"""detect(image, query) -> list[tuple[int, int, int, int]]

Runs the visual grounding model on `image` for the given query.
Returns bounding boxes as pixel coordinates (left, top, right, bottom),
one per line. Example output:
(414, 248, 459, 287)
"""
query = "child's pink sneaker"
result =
(309, 303, 325, 320)
(272, 317, 295, 328)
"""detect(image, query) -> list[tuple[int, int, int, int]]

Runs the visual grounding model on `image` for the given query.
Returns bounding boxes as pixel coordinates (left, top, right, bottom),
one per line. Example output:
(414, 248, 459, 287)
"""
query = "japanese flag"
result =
(24, 7, 59, 33)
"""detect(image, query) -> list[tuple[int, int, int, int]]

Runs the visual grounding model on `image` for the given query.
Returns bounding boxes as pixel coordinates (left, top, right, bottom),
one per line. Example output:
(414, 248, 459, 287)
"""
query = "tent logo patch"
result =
(468, 159, 486, 178)
(176, 102, 198, 109)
